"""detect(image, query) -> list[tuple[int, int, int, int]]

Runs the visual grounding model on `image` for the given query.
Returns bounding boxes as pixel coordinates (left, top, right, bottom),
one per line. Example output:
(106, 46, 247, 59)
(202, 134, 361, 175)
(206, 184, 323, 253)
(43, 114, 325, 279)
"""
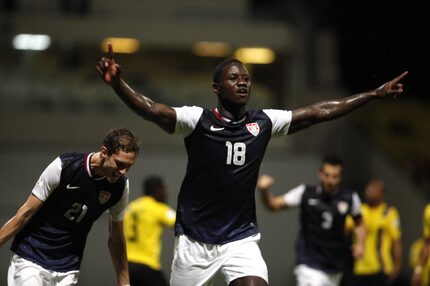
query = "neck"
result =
(217, 105, 246, 122)
(90, 152, 105, 178)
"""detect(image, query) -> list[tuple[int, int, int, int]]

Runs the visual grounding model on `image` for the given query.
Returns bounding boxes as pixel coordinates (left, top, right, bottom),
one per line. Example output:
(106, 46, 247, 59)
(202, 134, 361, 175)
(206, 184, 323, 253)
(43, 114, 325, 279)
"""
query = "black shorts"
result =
(129, 262, 168, 286)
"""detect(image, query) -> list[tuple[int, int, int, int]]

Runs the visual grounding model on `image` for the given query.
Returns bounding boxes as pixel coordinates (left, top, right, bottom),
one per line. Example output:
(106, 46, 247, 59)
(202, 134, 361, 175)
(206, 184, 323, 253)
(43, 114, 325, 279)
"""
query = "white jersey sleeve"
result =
(109, 179, 130, 221)
(283, 184, 306, 207)
(173, 106, 204, 137)
(350, 192, 362, 217)
(262, 109, 293, 137)
(32, 157, 62, 202)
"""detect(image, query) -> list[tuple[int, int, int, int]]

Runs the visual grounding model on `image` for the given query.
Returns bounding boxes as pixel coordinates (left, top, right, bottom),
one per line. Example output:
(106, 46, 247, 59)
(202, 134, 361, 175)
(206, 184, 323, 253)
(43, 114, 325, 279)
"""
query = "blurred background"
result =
(0, 0, 428, 285)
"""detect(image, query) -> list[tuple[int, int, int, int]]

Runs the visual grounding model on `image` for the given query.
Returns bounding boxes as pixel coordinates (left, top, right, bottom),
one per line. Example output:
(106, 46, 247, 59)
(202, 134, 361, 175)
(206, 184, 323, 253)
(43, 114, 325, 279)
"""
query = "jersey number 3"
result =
(225, 141, 246, 166)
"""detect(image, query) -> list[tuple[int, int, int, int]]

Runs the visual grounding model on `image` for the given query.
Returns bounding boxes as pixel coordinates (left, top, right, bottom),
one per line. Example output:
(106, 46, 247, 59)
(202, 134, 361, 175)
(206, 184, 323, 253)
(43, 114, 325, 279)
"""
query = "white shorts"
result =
(170, 233, 268, 286)
(8, 253, 79, 286)
(294, 264, 342, 286)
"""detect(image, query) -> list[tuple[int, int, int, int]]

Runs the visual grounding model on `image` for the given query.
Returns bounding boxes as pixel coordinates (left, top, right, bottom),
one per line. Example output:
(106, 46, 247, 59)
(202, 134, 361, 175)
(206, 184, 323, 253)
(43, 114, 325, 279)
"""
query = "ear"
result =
(100, 146, 108, 159)
(212, 82, 220, 95)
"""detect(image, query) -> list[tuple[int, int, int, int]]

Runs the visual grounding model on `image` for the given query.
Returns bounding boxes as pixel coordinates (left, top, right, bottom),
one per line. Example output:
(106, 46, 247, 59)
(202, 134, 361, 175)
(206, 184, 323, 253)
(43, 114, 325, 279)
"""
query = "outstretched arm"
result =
(96, 43, 177, 134)
(288, 71, 408, 134)
(0, 194, 43, 247)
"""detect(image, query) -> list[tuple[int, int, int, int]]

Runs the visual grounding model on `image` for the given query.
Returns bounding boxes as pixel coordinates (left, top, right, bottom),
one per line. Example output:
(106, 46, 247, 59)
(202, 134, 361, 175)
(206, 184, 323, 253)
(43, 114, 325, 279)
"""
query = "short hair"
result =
(103, 127, 140, 156)
(212, 58, 244, 83)
(321, 154, 343, 167)
(143, 175, 164, 196)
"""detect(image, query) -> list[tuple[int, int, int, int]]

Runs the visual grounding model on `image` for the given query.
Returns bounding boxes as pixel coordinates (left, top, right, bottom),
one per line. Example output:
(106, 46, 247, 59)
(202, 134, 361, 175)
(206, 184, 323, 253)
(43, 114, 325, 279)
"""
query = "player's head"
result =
(143, 175, 167, 202)
(100, 127, 140, 183)
(364, 179, 385, 206)
(318, 154, 343, 194)
(212, 58, 251, 109)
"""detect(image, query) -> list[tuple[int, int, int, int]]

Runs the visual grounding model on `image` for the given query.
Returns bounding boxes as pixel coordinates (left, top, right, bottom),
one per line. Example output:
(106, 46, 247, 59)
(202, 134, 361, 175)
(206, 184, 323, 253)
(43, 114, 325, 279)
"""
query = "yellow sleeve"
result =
(345, 215, 355, 231)
(423, 205, 430, 239)
(157, 204, 176, 227)
(386, 207, 401, 240)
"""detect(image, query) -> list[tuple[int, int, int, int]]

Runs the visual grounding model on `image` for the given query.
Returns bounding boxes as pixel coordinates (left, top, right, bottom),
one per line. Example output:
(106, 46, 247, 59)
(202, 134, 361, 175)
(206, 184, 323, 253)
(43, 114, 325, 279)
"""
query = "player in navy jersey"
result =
(0, 127, 140, 286)
(96, 43, 406, 286)
(257, 155, 366, 286)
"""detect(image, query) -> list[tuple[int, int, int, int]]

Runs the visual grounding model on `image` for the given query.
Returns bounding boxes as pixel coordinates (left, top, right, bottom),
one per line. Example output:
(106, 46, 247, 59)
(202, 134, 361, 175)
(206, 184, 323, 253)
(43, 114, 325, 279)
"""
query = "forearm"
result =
(392, 239, 402, 273)
(354, 223, 367, 249)
(312, 91, 377, 120)
(0, 209, 34, 247)
(289, 91, 377, 133)
(108, 235, 130, 286)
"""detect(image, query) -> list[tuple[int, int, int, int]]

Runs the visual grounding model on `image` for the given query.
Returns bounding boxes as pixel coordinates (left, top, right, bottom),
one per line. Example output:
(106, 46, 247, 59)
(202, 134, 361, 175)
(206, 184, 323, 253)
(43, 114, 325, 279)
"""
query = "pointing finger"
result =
(108, 42, 113, 59)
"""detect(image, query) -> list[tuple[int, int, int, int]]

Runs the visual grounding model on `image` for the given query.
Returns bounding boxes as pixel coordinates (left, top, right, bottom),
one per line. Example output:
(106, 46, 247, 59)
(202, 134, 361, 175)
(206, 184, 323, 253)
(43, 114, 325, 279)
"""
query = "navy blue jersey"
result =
(174, 107, 292, 244)
(291, 185, 361, 273)
(11, 152, 128, 272)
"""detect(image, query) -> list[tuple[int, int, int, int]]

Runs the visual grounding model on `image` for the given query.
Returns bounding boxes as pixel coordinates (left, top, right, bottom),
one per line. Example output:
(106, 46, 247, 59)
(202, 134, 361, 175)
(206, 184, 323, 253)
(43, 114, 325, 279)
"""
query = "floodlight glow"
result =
(193, 41, 231, 57)
(12, 34, 51, 51)
(234, 47, 275, 64)
(101, 38, 140, 54)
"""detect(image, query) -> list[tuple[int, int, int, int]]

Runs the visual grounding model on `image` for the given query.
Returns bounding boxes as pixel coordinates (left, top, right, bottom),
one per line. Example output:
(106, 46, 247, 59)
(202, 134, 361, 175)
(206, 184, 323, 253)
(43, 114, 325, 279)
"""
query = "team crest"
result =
(337, 201, 349, 214)
(99, 190, 111, 204)
(246, 122, 260, 136)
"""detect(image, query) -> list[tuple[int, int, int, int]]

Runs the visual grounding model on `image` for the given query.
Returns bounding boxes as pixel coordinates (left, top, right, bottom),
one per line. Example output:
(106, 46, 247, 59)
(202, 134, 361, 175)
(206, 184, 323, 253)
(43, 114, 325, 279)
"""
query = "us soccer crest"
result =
(337, 201, 349, 214)
(246, 122, 260, 136)
(99, 190, 111, 204)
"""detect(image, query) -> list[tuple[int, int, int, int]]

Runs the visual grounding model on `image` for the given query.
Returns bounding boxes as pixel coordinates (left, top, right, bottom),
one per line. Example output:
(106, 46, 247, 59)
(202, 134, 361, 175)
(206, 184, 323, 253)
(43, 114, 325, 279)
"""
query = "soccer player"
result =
(0, 127, 140, 286)
(96, 43, 406, 286)
(257, 155, 366, 286)
(124, 175, 176, 286)
(349, 179, 402, 286)
(412, 203, 430, 286)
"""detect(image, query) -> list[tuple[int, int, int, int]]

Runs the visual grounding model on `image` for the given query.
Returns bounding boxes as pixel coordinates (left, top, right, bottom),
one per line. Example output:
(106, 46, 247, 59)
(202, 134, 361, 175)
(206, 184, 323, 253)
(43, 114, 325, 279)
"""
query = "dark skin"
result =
(96, 43, 407, 136)
(96, 43, 407, 286)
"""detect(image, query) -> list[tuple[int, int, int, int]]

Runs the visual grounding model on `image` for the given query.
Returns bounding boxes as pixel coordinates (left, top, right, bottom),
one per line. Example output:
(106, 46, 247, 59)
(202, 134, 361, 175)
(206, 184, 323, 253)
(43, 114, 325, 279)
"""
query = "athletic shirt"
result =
(10, 152, 129, 272)
(284, 184, 362, 273)
(174, 106, 292, 244)
(124, 196, 176, 270)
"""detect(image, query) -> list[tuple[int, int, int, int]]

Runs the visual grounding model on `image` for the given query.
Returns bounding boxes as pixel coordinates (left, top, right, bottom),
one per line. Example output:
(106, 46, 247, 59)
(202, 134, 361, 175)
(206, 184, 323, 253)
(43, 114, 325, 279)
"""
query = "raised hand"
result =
(374, 71, 408, 98)
(96, 43, 122, 86)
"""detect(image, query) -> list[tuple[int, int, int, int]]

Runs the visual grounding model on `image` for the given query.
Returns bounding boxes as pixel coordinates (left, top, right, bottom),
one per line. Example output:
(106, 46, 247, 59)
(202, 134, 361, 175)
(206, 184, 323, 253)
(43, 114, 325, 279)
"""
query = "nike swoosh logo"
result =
(66, 184, 80, 190)
(210, 125, 225, 131)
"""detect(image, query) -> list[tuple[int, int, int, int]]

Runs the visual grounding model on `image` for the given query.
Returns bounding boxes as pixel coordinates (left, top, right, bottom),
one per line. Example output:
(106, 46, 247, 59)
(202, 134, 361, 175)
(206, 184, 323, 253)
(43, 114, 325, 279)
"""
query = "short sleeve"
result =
(386, 207, 401, 240)
(283, 184, 306, 207)
(262, 109, 292, 137)
(173, 106, 204, 137)
(159, 206, 176, 227)
(350, 192, 362, 218)
(109, 179, 130, 221)
(32, 157, 62, 202)
(423, 204, 430, 239)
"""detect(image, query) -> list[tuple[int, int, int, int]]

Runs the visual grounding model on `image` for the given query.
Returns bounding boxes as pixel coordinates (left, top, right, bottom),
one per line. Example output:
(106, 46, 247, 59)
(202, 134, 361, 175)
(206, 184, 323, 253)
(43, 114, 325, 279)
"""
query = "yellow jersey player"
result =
(412, 203, 430, 286)
(349, 179, 402, 286)
(124, 175, 176, 286)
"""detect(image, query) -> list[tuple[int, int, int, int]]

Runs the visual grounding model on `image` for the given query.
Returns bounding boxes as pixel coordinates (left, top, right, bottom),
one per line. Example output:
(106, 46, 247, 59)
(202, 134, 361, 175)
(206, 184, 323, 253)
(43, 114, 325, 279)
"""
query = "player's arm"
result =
(351, 216, 366, 259)
(412, 237, 430, 286)
(287, 71, 408, 134)
(0, 194, 43, 247)
(108, 218, 130, 286)
(257, 175, 288, 211)
(387, 208, 402, 282)
(96, 43, 176, 134)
